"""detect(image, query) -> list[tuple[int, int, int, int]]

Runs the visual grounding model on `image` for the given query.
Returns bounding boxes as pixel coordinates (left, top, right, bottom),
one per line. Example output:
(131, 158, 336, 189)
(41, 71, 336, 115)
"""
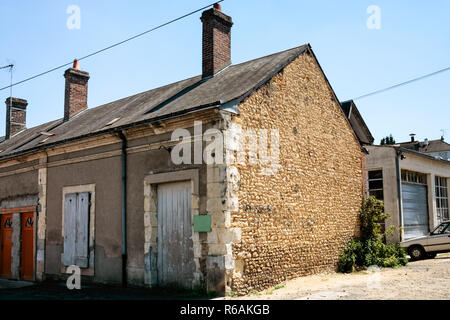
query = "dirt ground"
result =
(221, 253, 450, 300)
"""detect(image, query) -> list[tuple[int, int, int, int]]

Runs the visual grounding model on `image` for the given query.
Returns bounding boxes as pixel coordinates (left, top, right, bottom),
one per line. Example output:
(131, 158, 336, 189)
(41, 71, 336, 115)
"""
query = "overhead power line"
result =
(0, 1, 224, 92)
(0, 64, 14, 70)
(353, 66, 450, 101)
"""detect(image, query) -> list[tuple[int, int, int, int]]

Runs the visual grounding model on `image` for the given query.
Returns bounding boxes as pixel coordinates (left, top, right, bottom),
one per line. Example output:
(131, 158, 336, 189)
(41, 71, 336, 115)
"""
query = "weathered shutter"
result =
(75, 192, 90, 268)
(63, 192, 90, 268)
(63, 193, 77, 266)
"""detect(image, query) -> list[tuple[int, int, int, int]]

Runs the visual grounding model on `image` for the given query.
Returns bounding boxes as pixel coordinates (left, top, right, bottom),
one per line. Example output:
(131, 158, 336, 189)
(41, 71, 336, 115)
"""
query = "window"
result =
(401, 170, 427, 185)
(436, 177, 449, 223)
(368, 170, 383, 200)
(62, 192, 90, 268)
(431, 222, 449, 235)
(368, 170, 386, 235)
(444, 225, 450, 234)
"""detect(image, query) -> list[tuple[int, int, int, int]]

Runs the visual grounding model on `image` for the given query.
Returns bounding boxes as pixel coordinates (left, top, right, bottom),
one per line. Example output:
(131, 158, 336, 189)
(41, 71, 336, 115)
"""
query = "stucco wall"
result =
(365, 146, 401, 241)
(229, 52, 363, 295)
(367, 146, 450, 242)
(45, 153, 123, 284)
(43, 121, 216, 286)
(0, 170, 38, 206)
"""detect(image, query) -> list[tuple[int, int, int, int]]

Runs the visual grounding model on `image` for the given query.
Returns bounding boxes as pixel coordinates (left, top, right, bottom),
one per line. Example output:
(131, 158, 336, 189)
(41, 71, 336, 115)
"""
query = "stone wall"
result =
(36, 159, 47, 281)
(229, 51, 363, 295)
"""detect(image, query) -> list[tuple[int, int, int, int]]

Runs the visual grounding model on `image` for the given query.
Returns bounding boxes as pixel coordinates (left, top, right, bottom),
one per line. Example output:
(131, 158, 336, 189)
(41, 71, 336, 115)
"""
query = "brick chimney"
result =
(64, 60, 90, 121)
(201, 3, 233, 78)
(5, 97, 28, 139)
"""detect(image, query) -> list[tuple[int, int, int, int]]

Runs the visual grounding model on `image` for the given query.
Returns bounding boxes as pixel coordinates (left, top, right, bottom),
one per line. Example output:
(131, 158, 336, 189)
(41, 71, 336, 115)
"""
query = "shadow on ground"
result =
(0, 280, 214, 300)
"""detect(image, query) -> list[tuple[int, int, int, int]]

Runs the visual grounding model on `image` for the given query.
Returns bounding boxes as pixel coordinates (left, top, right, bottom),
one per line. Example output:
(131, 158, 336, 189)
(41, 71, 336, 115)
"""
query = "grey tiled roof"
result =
(0, 45, 308, 159)
(399, 139, 450, 153)
(340, 100, 374, 145)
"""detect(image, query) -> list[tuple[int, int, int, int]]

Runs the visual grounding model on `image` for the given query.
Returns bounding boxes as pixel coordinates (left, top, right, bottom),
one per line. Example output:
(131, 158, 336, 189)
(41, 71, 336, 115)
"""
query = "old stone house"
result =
(0, 5, 365, 295)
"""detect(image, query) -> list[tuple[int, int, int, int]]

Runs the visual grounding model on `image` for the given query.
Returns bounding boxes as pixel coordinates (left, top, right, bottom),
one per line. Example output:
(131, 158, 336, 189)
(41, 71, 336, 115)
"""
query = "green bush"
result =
(338, 239, 359, 273)
(338, 197, 408, 273)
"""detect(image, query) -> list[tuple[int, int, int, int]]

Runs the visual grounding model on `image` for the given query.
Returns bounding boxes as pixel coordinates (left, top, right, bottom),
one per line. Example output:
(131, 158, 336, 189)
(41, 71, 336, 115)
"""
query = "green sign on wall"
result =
(194, 215, 211, 232)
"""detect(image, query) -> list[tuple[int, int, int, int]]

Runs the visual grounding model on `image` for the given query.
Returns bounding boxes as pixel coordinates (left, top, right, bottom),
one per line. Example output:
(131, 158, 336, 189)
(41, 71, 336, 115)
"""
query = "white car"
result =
(400, 221, 450, 260)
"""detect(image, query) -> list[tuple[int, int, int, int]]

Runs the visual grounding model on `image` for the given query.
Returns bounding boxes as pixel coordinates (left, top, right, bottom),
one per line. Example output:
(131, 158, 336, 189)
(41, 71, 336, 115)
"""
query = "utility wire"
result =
(0, 1, 224, 92)
(353, 66, 450, 100)
(0, 64, 14, 70)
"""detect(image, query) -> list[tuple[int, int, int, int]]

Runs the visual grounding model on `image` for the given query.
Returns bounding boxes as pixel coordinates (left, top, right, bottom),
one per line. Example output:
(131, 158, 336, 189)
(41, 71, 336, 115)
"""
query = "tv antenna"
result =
(441, 129, 448, 140)
(1, 63, 14, 96)
(1, 63, 14, 136)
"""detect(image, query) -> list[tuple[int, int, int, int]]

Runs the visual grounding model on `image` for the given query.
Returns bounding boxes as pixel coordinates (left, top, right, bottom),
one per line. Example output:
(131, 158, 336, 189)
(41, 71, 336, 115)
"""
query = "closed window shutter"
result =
(63, 193, 77, 266)
(75, 192, 90, 268)
(63, 192, 90, 268)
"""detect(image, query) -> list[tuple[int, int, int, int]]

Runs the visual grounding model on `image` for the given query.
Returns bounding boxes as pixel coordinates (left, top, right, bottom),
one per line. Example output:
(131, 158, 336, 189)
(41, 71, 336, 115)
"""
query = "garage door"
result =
(402, 183, 429, 239)
(157, 181, 195, 288)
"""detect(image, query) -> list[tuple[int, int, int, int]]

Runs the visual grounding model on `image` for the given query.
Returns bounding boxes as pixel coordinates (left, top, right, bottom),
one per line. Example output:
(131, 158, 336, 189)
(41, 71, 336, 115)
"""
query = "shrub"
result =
(338, 197, 408, 272)
(338, 239, 359, 273)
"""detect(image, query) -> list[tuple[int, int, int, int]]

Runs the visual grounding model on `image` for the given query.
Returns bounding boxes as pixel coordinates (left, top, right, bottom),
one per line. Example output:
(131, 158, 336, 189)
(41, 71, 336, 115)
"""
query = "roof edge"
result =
(0, 102, 222, 162)
(396, 146, 450, 166)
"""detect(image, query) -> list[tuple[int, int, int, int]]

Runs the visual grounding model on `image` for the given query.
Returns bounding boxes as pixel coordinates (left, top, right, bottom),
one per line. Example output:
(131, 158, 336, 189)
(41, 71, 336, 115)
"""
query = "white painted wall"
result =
(366, 146, 450, 242)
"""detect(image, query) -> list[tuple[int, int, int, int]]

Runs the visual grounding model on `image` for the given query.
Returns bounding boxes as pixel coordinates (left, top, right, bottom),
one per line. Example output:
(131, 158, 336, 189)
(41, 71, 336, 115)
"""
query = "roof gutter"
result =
(395, 149, 404, 241)
(397, 147, 450, 165)
(118, 131, 128, 288)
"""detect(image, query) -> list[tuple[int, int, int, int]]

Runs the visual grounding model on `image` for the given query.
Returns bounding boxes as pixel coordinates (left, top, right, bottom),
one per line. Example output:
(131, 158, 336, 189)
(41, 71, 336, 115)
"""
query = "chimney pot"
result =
(73, 59, 80, 69)
(410, 133, 416, 142)
(201, 5, 233, 78)
(5, 97, 28, 139)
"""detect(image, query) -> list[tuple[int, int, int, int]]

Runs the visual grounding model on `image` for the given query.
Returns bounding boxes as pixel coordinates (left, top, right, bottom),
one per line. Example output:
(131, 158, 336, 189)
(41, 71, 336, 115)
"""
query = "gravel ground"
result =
(221, 253, 450, 300)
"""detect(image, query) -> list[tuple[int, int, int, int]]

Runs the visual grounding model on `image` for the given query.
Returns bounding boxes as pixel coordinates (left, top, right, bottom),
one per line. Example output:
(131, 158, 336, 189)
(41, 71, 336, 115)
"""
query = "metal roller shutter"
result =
(402, 183, 429, 239)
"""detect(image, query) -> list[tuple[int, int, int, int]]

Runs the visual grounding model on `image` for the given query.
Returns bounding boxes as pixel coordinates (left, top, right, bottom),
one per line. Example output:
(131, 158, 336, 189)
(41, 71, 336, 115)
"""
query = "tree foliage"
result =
(380, 134, 396, 145)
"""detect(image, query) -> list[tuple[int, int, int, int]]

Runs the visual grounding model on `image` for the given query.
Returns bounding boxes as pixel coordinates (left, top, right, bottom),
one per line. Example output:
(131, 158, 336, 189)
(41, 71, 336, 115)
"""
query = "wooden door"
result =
(0, 214, 13, 278)
(157, 181, 195, 288)
(21, 212, 35, 280)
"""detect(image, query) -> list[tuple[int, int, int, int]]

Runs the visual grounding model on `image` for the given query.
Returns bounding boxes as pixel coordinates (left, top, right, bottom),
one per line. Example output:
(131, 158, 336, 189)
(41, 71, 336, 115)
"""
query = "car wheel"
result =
(408, 246, 425, 261)
(426, 252, 437, 259)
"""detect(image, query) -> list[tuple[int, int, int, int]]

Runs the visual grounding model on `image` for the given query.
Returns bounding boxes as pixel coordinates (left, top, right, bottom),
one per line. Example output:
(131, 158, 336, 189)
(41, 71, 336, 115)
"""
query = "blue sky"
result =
(0, 0, 449, 143)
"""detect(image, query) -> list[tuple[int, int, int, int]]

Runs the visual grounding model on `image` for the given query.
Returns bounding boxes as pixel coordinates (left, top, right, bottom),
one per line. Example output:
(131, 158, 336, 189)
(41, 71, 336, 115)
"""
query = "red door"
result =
(21, 212, 34, 280)
(0, 214, 13, 278)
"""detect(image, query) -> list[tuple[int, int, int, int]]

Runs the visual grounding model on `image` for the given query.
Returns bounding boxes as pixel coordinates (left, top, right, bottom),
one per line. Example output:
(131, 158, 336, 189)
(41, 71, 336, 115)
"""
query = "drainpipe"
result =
(118, 131, 128, 287)
(395, 149, 404, 241)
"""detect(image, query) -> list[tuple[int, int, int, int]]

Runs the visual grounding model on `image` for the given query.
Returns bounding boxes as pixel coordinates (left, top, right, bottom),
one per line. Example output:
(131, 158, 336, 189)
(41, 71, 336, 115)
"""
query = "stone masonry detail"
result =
(229, 52, 363, 295)
(36, 158, 47, 281)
